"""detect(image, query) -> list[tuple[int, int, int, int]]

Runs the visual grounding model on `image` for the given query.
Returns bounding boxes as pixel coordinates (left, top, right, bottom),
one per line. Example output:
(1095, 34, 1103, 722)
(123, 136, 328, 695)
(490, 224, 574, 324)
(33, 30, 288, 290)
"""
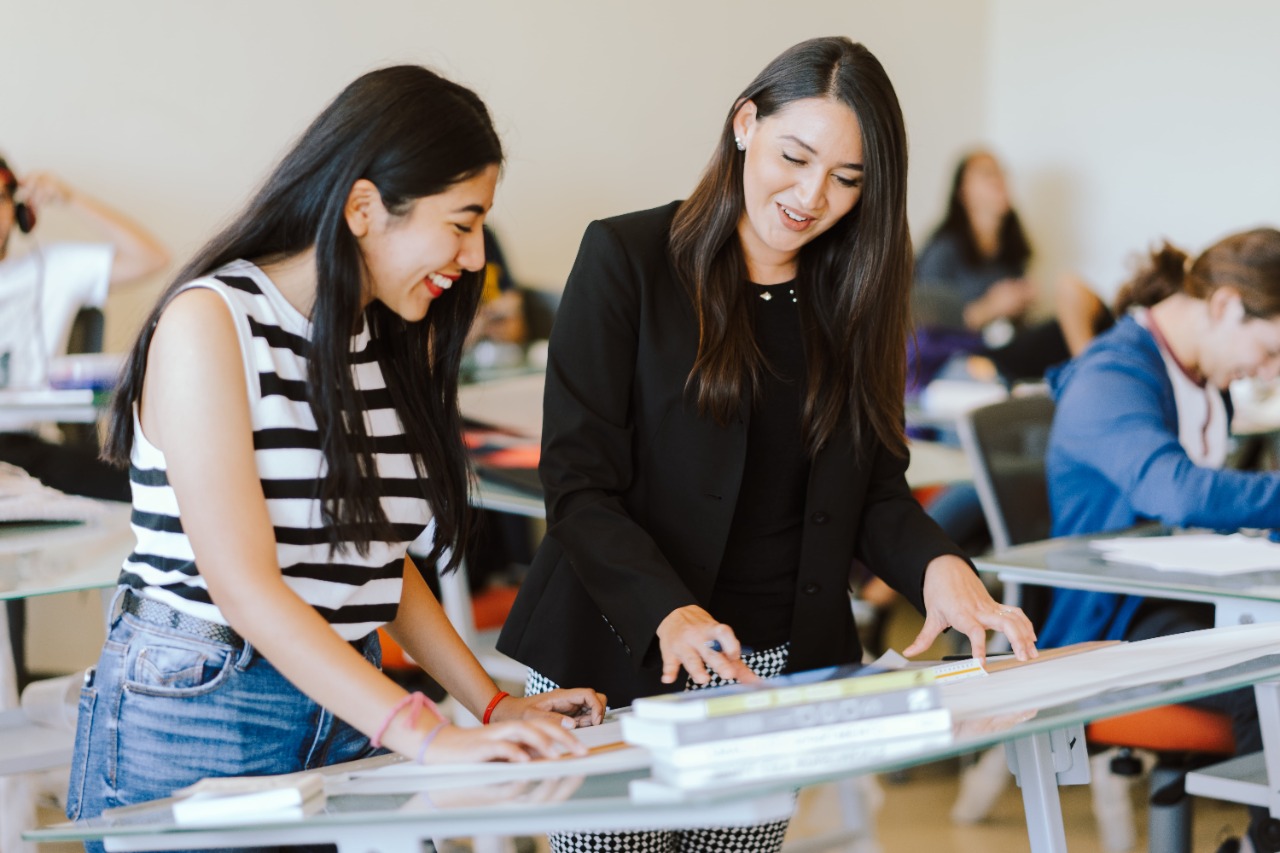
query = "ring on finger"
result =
(997, 607, 1017, 615)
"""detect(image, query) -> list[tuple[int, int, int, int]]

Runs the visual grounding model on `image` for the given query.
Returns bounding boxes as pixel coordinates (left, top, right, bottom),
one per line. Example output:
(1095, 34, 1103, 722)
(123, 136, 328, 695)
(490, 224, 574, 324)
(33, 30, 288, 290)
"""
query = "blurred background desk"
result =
(973, 529, 1280, 630)
(0, 388, 101, 433)
(0, 507, 132, 771)
(0, 506, 132, 853)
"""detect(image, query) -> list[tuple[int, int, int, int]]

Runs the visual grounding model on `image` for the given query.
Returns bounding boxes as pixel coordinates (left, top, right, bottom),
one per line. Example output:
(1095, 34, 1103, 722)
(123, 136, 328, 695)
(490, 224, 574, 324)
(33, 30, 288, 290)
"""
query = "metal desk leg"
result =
(1256, 681, 1280, 820)
(1006, 726, 1090, 853)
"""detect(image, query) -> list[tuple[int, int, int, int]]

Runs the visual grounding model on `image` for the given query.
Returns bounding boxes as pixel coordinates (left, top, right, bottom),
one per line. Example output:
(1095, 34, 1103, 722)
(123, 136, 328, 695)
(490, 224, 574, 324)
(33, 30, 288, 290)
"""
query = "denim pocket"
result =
(65, 670, 97, 821)
(124, 636, 234, 697)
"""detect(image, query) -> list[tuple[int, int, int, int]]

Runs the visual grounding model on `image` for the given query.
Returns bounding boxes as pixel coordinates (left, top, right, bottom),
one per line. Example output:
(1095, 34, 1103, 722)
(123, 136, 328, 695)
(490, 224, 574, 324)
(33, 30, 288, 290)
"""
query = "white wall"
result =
(987, 0, 1280, 300)
(2, 0, 988, 353)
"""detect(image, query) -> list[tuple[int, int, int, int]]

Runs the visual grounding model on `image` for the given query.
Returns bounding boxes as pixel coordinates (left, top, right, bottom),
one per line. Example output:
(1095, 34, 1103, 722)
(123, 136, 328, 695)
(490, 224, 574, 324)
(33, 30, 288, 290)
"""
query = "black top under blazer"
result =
(496, 202, 967, 707)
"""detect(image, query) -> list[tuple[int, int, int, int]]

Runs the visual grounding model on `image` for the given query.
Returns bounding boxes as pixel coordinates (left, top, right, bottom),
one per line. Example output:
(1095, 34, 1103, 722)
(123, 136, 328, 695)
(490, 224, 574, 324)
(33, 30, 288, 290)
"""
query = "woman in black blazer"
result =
(498, 37, 1037, 852)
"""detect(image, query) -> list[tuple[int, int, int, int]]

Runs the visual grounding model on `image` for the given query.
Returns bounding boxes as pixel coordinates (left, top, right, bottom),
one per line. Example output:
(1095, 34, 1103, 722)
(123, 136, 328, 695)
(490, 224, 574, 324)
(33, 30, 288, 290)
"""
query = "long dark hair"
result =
(1115, 229, 1280, 318)
(104, 66, 502, 571)
(669, 36, 912, 458)
(932, 151, 1031, 271)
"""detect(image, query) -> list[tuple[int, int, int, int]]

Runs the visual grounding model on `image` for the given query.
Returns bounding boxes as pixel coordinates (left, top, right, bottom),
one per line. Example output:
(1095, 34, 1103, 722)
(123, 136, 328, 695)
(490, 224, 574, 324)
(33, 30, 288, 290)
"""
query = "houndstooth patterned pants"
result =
(526, 643, 793, 853)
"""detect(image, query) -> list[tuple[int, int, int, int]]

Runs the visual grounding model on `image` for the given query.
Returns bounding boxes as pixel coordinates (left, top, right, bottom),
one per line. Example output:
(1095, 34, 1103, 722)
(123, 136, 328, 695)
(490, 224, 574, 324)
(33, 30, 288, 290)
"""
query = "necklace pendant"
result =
(759, 290, 773, 301)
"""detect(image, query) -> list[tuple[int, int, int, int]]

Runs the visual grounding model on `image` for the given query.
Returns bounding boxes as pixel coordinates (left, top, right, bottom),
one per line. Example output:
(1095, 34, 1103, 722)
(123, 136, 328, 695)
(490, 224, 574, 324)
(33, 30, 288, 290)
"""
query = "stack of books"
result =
(623, 664, 952, 791)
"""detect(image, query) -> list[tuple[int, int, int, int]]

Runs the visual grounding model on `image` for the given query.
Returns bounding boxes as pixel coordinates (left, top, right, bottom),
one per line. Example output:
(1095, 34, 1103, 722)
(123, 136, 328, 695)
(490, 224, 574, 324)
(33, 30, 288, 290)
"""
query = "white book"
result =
(649, 707, 951, 768)
(171, 771, 325, 825)
(631, 664, 935, 722)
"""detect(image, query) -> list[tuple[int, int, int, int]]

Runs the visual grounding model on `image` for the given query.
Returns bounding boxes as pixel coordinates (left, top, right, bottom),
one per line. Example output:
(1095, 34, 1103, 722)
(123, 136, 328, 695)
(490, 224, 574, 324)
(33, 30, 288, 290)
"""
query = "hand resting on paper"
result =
(902, 555, 1039, 665)
(490, 687, 608, 730)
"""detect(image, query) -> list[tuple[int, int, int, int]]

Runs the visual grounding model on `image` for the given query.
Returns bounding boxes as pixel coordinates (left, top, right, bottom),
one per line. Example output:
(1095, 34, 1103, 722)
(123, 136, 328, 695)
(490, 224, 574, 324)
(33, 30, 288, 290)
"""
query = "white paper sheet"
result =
(1091, 533, 1280, 574)
(329, 720, 648, 793)
(943, 622, 1280, 720)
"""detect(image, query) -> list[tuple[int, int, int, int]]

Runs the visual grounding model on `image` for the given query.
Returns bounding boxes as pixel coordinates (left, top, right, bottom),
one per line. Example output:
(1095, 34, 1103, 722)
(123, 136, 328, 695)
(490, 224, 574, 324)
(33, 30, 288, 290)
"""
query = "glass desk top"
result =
(28, 633, 1280, 846)
(0, 503, 132, 601)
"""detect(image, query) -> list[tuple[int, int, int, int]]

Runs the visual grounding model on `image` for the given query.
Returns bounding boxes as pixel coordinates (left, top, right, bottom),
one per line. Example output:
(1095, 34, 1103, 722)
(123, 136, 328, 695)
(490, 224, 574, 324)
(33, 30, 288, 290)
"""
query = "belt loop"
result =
(235, 639, 256, 671)
(107, 586, 129, 629)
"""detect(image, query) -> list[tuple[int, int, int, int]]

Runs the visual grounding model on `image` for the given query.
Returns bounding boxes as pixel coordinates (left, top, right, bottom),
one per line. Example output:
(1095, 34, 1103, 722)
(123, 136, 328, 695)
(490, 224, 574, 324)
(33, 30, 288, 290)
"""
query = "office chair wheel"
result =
(1109, 747, 1144, 777)
(1260, 816, 1280, 850)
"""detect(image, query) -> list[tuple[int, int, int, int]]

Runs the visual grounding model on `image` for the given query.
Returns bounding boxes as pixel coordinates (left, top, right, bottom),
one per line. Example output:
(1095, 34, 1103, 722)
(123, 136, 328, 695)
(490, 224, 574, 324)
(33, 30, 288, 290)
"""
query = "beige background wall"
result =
(3, 0, 989, 353)
(987, 0, 1280, 299)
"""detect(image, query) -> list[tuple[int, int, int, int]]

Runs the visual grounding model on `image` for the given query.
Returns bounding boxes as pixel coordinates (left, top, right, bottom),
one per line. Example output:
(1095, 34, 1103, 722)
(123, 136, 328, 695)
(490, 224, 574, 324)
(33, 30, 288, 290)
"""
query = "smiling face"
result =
(1199, 288, 1280, 388)
(347, 164, 499, 322)
(732, 96, 865, 283)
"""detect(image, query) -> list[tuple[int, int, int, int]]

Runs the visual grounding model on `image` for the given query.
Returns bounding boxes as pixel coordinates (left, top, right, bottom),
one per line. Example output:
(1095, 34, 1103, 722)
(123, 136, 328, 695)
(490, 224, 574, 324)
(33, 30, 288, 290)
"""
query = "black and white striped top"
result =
(120, 260, 433, 640)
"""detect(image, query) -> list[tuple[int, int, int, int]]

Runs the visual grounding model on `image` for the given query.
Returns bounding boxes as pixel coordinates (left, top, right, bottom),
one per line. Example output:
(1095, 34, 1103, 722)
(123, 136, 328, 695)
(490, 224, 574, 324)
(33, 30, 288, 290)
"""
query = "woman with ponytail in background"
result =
(1042, 228, 1280, 852)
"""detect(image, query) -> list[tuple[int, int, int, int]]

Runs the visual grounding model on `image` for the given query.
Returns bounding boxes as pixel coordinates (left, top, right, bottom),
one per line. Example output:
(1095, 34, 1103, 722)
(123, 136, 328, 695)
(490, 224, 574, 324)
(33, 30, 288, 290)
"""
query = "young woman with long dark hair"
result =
(68, 65, 603, 843)
(498, 37, 1037, 852)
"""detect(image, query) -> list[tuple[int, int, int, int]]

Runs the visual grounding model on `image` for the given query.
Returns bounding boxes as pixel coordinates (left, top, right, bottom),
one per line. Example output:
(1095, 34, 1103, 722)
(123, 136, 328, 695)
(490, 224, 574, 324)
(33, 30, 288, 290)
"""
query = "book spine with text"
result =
(622, 684, 940, 749)
(631, 666, 936, 721)
(651, 707, 952, 768)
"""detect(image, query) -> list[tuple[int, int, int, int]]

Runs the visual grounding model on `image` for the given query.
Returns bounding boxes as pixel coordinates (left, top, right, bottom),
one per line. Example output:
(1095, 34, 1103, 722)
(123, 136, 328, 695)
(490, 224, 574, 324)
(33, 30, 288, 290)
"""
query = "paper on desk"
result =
(1091, 534, 1280, 574)
(333, 719, 648, 792)
(943, 622, 1280, 721)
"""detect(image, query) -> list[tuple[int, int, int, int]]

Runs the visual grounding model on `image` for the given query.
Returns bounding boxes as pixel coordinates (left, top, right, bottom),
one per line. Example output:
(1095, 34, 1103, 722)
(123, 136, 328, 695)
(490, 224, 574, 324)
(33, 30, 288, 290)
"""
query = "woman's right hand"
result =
(415, 717, 588, 764)
(655, 605, 760, 686)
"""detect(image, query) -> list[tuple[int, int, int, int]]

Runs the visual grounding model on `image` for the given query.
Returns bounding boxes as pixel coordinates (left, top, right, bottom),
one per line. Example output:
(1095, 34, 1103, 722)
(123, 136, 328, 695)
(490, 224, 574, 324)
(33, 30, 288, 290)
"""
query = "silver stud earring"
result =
(735, 137, 746, 152)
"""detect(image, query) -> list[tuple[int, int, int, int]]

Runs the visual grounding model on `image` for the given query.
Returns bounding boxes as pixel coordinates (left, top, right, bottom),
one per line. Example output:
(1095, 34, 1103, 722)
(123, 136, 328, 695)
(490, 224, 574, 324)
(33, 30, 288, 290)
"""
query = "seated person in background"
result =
(912, 150, 1109, 556)
(462, 225, 529, 373)
(0, 157, 168, 500)
(1044, 228, 1280, 852)
(911, 150, 1108, 390)
(465, 226, 537, 592)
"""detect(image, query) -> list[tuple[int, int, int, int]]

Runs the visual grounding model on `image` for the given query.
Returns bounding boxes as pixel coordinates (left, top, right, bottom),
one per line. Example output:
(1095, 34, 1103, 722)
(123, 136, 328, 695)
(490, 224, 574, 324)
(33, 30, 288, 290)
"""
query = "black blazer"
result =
(497, 202, 966, 707)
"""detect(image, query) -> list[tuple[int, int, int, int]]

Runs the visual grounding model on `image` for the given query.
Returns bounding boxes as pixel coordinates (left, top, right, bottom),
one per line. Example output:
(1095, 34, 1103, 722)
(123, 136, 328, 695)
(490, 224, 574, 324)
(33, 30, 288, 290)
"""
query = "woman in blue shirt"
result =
(1043, 227, 1280, 851)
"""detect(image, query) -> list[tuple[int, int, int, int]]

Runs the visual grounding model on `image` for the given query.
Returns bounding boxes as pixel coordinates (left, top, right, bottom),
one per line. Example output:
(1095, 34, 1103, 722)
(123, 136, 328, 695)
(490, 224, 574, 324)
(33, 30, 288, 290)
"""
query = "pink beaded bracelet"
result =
(371, 691, 443, 749)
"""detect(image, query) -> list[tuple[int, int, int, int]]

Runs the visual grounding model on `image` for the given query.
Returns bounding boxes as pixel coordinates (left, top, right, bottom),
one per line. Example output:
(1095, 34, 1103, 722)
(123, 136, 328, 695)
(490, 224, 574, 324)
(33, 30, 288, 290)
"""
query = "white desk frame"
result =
(976, 537, 1280, 828)
(27, 647, 1280, 853)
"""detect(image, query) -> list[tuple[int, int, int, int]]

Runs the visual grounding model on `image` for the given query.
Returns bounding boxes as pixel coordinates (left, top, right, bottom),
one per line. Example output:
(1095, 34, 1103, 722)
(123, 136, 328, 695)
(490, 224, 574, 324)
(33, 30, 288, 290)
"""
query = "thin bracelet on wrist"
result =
(415, 720, 450, 764)
(482, 690, 510, 725)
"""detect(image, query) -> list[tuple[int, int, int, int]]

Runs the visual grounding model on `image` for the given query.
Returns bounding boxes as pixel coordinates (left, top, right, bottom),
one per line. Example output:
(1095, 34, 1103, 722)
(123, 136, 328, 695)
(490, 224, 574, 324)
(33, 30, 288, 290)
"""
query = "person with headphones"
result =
(0, 156, 169, 499)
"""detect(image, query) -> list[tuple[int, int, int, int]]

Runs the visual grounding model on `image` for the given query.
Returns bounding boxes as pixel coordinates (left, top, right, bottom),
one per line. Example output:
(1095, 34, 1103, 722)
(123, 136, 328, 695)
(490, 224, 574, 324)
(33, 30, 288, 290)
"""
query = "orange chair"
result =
(1086, 705, 1235, 852)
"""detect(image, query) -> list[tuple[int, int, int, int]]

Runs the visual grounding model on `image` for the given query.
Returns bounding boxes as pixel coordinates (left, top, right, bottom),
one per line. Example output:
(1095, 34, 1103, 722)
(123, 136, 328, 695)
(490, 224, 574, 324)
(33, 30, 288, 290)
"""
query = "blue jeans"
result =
(68, 589, 385, 852)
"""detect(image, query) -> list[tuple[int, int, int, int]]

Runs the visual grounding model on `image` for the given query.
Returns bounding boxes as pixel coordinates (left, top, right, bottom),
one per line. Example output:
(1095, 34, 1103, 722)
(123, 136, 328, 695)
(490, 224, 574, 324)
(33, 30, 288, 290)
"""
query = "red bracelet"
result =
(482, 690, 510, 725)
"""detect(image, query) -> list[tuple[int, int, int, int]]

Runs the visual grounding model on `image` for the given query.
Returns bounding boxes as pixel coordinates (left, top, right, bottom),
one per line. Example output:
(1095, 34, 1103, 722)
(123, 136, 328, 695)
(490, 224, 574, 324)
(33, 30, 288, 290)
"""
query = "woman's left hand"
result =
(902, 555, 1038, 664)
(489, 687, 607, 729)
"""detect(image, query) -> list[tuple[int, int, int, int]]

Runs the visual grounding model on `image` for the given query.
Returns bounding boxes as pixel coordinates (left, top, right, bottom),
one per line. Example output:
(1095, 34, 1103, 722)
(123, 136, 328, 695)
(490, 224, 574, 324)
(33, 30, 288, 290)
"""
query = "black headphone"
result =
(0, 159, 36, 234)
